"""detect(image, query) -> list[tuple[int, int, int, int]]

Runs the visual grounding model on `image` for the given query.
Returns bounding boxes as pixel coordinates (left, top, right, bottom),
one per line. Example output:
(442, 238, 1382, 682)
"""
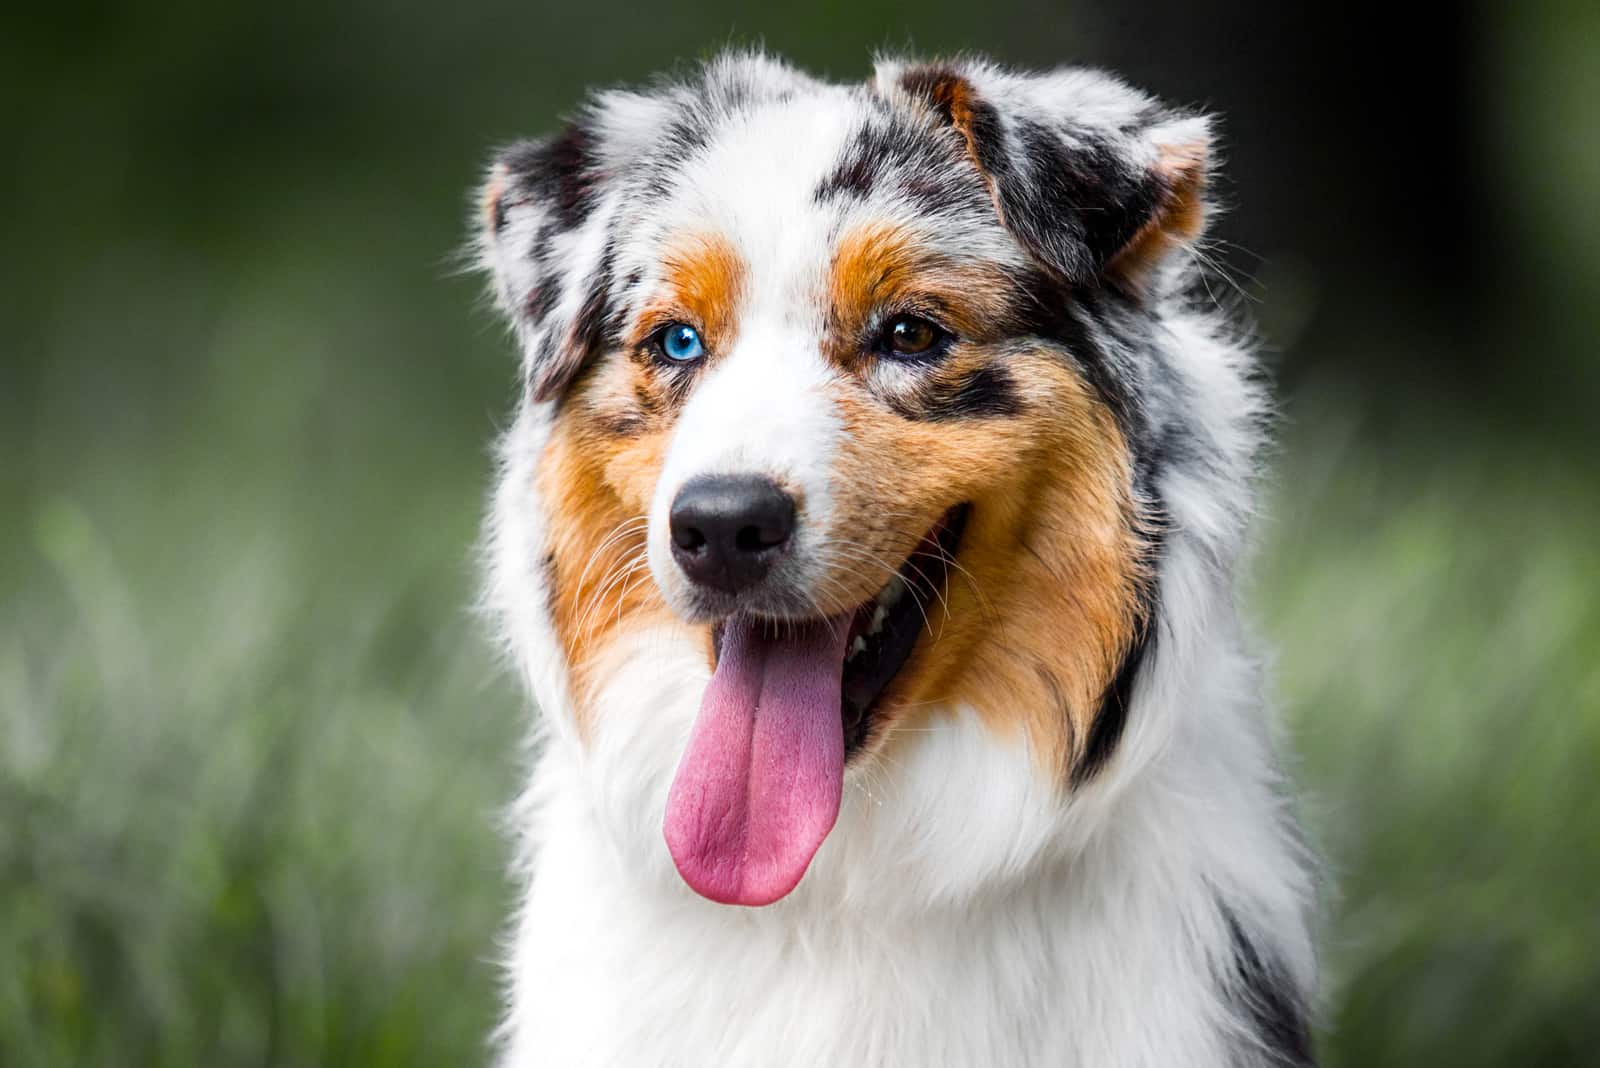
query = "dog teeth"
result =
(846, 575, 906, 664)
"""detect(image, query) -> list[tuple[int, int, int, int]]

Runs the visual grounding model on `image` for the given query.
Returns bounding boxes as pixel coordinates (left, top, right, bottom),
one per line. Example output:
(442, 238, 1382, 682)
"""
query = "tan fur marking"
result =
(632, 234, 746, 354)
(826, 222, 1017, 361)
(825, 350, 1145, 781)
(578, 233, 748, 439)
(480, 166, 507, 232)
(537, 379, 685, 735)
(899, 68, 1007, 227)
(533, 235, 747, 732)
(1109, 141, 1209, 288)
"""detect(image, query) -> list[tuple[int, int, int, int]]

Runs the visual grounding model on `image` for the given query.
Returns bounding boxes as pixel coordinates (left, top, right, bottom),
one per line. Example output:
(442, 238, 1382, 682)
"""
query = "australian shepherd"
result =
(474, 51, 1317, 1067)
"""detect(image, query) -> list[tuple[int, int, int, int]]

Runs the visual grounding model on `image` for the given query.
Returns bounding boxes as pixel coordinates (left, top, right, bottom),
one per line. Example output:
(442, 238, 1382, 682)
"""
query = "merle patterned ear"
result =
(479, 55, 823, 401)
(881, 60, 1211, 292)
(479, 119, 617, 402)
(481, 80, 694, 404)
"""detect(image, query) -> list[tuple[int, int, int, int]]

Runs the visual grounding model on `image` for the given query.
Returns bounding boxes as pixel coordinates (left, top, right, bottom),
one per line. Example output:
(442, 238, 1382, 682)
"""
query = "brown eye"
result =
(881, 315, 948, 358)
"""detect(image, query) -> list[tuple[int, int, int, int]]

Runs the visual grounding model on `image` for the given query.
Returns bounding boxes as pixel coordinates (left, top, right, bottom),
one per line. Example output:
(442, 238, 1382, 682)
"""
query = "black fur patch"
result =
(1223, 908, 1317, 1066)
(540, 550, 561, 633)
(530, 243, 615, 403)
(945, 364, 1022, 417)
(1011, 272, 1146, 443)
(639, 114, 711, 197)
(992, 119, 1154, 283)
(889, 363, 1023, 421)
(1074, 583, 1154, 786)
(589, 375, 673, 438)
(958, 95, 1007, 175)
(1002, 269, 1172, 789)
(895, 65, 1005, 181)
(897, 64, 962, 122)
(1073, 427, 1171, 785)
(815, 111, 990, 217)
(816, 119, 913, 202)
(500, 123, 599, 231)
(815, 140, 881, 200)
(525, 281, 558, 323)
(491, 189, 510, 234)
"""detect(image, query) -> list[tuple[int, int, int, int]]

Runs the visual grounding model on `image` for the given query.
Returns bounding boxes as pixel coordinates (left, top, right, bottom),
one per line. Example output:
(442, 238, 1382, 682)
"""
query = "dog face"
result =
(480, 54, 1211, 906)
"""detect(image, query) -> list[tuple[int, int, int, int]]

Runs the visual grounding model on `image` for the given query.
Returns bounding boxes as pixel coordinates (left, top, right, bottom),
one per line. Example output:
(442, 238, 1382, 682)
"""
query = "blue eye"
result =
(658, 322, 705, 363)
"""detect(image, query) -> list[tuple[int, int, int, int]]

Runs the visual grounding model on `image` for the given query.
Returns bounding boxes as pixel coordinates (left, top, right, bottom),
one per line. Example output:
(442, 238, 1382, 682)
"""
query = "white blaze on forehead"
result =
(657, 88, 857, 270)
(643, 93, 861, 603)
(654, 316, 842, 518)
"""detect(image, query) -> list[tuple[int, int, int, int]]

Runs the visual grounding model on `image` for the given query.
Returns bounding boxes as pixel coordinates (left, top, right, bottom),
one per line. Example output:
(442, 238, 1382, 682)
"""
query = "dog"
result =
(474, 50, 1317, 1067)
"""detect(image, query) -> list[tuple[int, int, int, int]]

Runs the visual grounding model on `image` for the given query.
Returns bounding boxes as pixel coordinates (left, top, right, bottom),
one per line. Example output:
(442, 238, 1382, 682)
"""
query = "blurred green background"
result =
(3, 2, 1597, 1065)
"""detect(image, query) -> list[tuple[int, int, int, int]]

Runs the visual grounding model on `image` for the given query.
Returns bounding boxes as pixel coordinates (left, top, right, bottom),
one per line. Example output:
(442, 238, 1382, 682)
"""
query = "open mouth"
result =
(665, 505, 969, 907)
(839, 505, 969, 753)
(710, 504, 969, 755)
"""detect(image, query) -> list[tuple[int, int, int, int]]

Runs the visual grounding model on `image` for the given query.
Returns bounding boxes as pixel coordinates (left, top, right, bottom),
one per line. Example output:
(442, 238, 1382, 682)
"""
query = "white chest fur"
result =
(494, 629, 1308, 1068)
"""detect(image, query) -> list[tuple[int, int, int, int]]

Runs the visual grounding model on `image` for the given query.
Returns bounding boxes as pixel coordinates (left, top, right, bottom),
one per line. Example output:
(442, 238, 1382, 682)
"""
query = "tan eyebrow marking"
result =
(631, 233, 747, 354)
(825, 220, 1018, 365)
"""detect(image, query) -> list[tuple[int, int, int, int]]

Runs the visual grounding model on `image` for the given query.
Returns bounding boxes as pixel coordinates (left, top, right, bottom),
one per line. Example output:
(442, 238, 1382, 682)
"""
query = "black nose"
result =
(669, 475, 796, 594)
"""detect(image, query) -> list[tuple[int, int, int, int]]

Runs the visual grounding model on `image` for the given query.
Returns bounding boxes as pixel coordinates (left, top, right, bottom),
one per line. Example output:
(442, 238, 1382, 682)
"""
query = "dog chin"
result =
(657, 572, 824, 629)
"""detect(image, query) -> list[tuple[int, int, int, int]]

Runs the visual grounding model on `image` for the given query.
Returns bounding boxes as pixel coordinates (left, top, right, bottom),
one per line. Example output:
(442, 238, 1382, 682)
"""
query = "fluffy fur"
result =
(474, 51, 1318, 1067)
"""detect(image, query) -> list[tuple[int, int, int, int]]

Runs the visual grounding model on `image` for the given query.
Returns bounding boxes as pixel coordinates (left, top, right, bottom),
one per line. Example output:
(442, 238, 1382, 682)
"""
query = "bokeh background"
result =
(4, 2, 1597, 1065)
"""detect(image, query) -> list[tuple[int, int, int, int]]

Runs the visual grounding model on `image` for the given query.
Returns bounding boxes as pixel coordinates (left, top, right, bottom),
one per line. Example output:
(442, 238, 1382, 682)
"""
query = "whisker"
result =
(607, 555, 654, 636)
(825, 543, 938, 637)
(573, 515, 649, 597)
(577, 551, 649, 640)
(831, 541, 950, 635)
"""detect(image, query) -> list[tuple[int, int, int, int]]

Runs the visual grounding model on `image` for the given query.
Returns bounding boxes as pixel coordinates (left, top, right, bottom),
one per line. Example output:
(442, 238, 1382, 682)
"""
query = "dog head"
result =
(480, 53, 1216, 906)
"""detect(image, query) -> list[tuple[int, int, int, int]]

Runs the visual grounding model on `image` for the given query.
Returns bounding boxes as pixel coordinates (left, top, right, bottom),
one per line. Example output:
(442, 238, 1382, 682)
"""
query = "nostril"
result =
(735, 523, 784, 553)
(673, 523, 707, 552)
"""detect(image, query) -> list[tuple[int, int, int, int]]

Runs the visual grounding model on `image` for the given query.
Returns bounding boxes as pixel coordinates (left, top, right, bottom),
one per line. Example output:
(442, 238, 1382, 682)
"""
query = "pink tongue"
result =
(664, 615, 849, 906)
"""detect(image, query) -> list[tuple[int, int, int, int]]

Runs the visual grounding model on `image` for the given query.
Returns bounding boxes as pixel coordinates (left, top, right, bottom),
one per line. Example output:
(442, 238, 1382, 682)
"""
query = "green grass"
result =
(0, 336, 524, 1063)
(2, 522, 521, 1064)
(4, 385, 1596, 1066)
(1257, 406, 1600, 1066)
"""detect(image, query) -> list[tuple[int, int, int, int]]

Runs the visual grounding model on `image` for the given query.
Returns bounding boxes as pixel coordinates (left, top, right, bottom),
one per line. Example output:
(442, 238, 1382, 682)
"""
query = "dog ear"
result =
(478, 91, 675, 402)
(879, 59, 1212, 294)
(479, 124, 607, 402)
